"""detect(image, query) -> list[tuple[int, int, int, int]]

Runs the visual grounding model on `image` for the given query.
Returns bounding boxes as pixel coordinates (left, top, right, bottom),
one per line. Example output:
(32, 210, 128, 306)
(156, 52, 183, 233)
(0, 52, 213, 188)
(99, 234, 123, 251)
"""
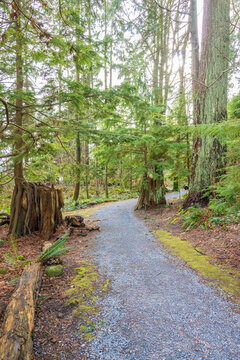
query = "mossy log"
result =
(0, 263, 42, 360)
(9, 182, 64, 238)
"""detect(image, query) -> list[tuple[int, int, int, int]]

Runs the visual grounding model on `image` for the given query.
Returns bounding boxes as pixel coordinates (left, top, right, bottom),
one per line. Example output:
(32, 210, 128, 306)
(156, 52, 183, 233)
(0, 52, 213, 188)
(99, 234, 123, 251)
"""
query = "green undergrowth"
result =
(66, 261, 110, 341)
(180, 205, 240, 230)
(155, 230, 240, 302)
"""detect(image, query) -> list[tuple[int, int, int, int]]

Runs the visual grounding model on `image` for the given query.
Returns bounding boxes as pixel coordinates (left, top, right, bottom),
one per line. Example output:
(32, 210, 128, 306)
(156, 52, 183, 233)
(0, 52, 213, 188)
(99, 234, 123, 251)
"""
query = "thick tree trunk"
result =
(184, 0, 230, 208)
(0, 263, 41, 360)
(190, 0, 199, 108)
(9, 182, 63, 238)
(135, 176, 166, 210)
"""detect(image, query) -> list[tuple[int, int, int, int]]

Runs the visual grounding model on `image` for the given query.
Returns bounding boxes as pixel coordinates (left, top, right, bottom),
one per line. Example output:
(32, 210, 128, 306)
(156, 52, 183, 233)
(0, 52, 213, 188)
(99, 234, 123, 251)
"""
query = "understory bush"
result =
(181, 205, 206, 230)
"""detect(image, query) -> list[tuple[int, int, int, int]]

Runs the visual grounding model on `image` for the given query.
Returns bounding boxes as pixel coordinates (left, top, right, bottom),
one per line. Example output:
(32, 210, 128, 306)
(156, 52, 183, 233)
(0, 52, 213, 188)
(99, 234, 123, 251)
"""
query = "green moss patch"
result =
(0, 267, 8, 275)
(66, 261, 110, 340)
(155, 230, 240, 301)
(45, 265, 63, 277)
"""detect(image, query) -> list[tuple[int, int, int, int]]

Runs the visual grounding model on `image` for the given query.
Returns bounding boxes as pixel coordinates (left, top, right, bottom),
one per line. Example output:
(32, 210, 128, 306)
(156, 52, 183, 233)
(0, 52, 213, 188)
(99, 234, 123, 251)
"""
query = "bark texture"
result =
(9, 182, 63, 238)
(184, 0, 230, 207)
(0, 263, 42, 360)
(135, 176, 166, 210)
(73, 132, 81, 202)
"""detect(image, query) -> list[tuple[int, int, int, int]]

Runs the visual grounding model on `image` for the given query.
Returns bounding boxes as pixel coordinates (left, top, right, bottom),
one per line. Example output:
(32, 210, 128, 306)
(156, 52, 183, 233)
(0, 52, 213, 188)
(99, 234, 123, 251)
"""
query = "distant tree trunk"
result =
(73, 132, 81, 202)
(135, 176, 166, 210)
(84, 141, 90, 198)
(95, 158, 99, 196)
(173, 177, 179, 192)
(105, 165, 109, 198)
(184, 0, 230, 207)
(135, 123, 166, 210)
(104, 0, 109, 200)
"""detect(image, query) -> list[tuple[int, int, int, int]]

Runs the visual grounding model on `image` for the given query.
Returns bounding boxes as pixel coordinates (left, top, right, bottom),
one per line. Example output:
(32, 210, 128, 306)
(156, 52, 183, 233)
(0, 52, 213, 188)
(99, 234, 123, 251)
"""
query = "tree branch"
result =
(0, 97, 10, 133)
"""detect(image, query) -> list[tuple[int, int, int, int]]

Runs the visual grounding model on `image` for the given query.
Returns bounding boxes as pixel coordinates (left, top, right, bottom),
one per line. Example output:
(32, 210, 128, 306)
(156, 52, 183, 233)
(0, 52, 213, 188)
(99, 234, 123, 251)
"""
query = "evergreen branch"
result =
(58, 0, 70, 27)
(9, 122, 35, 143)
(0, 176, 15, 186)
(56, 134, 75, 161)
(0, 97, 10, 133)
(153, 0, 190, 16)
(12, 0, 52, 37)
(0, 153, 19, 159)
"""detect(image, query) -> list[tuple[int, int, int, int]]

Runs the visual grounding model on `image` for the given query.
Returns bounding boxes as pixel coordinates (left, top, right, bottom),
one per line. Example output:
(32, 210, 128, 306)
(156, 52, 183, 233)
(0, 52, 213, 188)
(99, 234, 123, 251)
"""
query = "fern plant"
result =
(181, 206, 205, 230)
(37, 233, 71, 263)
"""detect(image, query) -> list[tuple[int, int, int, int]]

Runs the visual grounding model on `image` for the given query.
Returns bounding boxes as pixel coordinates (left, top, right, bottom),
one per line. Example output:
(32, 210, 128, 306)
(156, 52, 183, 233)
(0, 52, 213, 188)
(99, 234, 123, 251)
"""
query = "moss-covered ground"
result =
(66, 261, 110, 341)
(155, 230, 240, 302)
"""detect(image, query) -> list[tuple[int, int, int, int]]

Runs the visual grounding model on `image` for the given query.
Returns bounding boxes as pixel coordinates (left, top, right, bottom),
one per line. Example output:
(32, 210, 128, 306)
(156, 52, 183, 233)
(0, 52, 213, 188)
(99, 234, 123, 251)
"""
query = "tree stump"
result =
(9, 182, 64, 239)
(0, 263, 42, 360)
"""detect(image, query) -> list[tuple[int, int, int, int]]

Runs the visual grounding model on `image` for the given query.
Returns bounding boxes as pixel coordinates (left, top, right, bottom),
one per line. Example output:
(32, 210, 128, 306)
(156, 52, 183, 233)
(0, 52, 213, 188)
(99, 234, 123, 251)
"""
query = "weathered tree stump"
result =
(0, 263, 42, 360)
(9, 182, 64, 238)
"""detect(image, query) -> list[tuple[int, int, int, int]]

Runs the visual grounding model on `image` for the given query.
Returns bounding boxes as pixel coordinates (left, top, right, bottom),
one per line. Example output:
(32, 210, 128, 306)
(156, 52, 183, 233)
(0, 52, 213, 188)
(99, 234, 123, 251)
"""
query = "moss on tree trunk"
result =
(184, 0, 230, 208)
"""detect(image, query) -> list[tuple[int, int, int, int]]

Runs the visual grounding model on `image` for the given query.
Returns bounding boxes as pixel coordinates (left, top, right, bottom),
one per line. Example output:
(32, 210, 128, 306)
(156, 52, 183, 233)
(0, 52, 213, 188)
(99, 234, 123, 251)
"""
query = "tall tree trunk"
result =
(105, 165, 109, 198)
(184, 0, 230, 207)
(104, 0, 109, 199)
(73, 0, 82, 202)
(73, 131, 81, 202)
(95, 158, 99, 197)
(9, 0, 24, 236)
(9, 2, 63, 237)
(190, 0, 200, 113)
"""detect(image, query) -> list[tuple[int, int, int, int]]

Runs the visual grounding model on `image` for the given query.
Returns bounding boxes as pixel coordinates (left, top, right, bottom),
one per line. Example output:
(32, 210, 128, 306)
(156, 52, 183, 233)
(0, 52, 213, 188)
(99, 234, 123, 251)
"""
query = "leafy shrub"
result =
(208, 198, 229, 216)
(181, 205, 205, 230)
(209, 212, 240, 227)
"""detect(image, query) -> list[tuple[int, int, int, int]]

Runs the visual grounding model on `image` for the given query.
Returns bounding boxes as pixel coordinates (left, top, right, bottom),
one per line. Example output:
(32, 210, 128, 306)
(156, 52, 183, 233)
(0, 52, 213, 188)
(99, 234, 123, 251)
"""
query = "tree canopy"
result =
(0, 0, 240, 236)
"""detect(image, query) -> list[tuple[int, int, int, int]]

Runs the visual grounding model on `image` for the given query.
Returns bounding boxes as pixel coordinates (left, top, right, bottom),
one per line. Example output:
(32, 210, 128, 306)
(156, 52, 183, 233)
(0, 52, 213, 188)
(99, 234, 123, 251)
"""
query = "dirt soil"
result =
(32, 226, 98, 359)
(0, 207, 101, 359)
(136, 198, 240, 273)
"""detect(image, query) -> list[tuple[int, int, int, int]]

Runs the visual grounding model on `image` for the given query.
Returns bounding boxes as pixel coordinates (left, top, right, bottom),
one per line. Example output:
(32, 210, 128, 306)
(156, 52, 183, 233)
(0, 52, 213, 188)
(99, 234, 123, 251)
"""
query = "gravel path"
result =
(82, 199, 240, 360)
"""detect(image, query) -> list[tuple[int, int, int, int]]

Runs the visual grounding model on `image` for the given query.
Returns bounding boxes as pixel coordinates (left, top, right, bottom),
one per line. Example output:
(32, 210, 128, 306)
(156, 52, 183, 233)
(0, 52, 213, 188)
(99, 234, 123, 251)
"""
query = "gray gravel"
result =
(81, 199, 240, 360)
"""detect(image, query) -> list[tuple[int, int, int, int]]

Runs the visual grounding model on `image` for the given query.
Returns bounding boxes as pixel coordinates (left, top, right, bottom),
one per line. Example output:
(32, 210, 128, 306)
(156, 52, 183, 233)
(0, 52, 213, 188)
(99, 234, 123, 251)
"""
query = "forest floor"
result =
(0, 195, 240, 358)
(136, 197, 240, 273)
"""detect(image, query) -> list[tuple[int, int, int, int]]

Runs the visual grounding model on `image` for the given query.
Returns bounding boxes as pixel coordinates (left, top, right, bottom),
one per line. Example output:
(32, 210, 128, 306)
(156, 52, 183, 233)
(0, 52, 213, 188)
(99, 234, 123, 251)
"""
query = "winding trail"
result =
(82, 199, 240, 359)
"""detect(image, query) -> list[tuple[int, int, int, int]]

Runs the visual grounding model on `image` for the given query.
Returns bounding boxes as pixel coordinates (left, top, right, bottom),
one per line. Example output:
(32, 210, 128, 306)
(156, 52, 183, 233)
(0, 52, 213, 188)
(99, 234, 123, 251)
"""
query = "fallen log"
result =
(0, 263, 42, 360)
